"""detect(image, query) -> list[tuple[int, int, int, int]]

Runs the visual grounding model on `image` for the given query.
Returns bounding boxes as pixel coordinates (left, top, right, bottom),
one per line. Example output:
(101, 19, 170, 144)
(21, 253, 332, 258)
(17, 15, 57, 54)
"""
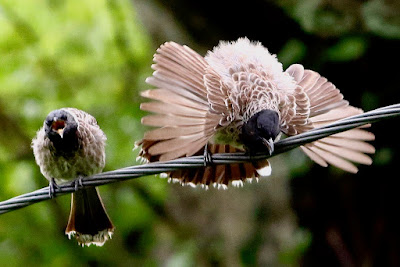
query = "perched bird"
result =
(137, 38, 375, 189)
(32, 108, 114, 246)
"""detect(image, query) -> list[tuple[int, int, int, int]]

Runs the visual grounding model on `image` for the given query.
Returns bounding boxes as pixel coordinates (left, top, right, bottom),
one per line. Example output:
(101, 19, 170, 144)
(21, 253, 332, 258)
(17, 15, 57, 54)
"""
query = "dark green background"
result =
(1, 0, 399, 266)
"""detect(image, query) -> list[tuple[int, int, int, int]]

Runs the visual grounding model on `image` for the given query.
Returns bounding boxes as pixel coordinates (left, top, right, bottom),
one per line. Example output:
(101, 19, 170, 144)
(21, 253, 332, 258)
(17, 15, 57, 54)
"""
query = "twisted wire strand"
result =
(1, 103, 400, 215)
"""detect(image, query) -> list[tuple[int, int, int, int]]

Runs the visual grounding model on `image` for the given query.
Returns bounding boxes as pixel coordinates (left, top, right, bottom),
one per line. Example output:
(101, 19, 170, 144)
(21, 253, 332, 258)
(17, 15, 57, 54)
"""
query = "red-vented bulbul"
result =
(32, 108, 114, 246)
(137, 38, 375, 188)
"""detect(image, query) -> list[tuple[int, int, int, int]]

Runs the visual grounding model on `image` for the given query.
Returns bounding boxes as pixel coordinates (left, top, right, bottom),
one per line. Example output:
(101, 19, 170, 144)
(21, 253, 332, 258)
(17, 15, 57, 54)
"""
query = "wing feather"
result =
(159, 136, 211, 161)
(141, 115, 207, 127)
(319, 135, 375, 154)
(332, 129, 375, 141)
(307, 145, 359, 173)
(143, 125, 205, 140)
(285, 64, 375, 173)
(300, 146, 329, 167)
(141, 89, 208, 110)
(148, 132, 204, 155)
(138, 41, 225, 167)
(314, 141, 373, 165)
(140, 102, 206, 117)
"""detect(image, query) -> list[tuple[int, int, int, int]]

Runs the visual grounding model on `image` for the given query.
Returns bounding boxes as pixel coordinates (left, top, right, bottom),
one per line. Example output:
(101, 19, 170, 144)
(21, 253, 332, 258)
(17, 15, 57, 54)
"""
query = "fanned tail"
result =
(65, 187, 114, 247)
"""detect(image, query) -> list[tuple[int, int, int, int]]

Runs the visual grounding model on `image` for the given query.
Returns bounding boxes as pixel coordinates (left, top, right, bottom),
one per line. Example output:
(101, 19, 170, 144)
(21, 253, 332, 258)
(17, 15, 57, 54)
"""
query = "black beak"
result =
(262, 137, 274, 155)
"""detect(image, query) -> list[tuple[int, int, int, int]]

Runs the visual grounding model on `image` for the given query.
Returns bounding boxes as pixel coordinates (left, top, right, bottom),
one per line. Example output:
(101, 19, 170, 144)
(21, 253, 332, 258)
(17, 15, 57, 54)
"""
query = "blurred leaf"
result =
(278, 39, 307, 66)
(166, 241, 197, 267)
(361, 91, 380, 111)
(362, 0, 400, 39)
(0, 0, 156, 264)
(326, 36, 367, 62)
(374, 147, 393, 166)
(278, 229, 312, 265)
(1, 0, 396, 265)
(275, 0, 359, 37)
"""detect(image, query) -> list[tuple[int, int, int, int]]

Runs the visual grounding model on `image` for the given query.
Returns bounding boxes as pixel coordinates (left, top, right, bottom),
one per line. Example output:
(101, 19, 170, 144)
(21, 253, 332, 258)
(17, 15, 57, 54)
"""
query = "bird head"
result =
(44, 109, 79, 155)
(240, 109, 280, 155)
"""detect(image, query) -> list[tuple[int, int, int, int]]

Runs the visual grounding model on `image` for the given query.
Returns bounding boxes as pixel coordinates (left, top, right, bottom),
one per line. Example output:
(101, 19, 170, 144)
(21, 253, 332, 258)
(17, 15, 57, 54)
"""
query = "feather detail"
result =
(159, 137, 210, 161)
(285, 64, 304, 83)
(148, 132, 205, 155)
(306, 145, 359, 173)
(141, 89, 208, 110)
(314, 141, 373, 165)
(140, 102, 206, 117)
(285, 64, 375, 172)
(141, 115, 207, 127)
(167, 144, 269, 188)
(143, 125, 205, 140)
(204, 68, 231, 116)
(138, 39, 376, 186)
(300, 146, 328, 167)
(138, 41, 223, 167)
(332, 129, 375, 141)
(319, 135, 375, 154)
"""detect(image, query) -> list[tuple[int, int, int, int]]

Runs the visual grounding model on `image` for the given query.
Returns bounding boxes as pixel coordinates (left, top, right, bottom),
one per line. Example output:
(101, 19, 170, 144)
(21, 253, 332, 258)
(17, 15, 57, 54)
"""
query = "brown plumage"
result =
(137, 38, 375, 188)
(32, 108, 114, 246)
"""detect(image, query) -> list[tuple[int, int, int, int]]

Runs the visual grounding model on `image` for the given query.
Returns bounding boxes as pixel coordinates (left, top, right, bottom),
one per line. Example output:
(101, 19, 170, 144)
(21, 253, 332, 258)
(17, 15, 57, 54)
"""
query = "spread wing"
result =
(138, 42, 270, 187)
(284, 64, 375, 173)
(138, 42, 222, 162)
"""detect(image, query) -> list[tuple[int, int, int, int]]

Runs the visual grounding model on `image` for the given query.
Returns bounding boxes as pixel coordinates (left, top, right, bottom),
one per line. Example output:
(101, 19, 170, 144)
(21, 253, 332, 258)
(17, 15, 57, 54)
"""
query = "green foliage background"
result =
(0, 0, 163, 265)
(0, 0, 399, 266)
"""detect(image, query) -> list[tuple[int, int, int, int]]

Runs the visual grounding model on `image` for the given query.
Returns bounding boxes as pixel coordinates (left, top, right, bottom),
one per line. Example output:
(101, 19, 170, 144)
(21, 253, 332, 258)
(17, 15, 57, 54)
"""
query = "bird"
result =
(137, 37, 375, 189)
(32, 108, 114, 246)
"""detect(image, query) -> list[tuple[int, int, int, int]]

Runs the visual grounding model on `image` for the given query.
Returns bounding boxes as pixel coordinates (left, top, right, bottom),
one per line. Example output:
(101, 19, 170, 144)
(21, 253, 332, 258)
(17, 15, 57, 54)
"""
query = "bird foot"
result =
(49, 178, 60, 198)
(203, 143, 213, 166)
(71, 176, 84, 192)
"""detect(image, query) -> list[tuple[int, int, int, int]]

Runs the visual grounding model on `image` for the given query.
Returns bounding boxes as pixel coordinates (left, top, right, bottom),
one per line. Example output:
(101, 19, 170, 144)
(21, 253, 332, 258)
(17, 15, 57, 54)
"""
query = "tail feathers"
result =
(165, 144, 271, 189)
(65, 187, 114, 247)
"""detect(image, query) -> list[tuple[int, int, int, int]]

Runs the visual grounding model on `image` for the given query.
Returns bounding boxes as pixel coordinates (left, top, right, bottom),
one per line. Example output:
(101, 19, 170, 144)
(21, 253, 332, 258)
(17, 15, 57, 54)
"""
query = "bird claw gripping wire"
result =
(203, 143, 213, 167)
(71, 176, 85, 192)
(49, 178, 60, 198)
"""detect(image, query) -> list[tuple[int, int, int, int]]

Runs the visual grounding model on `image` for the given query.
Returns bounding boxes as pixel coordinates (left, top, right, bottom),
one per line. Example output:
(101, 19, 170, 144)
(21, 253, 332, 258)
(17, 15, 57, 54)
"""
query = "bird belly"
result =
(40, 150, 104, 183)
(212, 124, 244, 149)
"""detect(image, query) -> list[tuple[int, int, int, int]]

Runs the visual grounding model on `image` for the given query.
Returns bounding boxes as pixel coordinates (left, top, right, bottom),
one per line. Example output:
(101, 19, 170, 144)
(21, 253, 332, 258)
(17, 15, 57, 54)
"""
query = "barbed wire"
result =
(1, 103, 400, 215)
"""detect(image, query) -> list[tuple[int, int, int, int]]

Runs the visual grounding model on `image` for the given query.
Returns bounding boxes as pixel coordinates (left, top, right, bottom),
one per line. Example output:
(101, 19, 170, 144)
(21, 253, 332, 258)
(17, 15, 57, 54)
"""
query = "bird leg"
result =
(203, 143, 213, 166)
(49, 178, 60, 198)
(71, 176, 85, 192)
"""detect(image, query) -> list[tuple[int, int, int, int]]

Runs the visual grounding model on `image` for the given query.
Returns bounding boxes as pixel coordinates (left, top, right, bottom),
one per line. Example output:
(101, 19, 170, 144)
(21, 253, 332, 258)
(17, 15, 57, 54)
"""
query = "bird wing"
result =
(138, 42, 223, 162)
(284, 64, 375, 173)
(138, 42, 268, 187)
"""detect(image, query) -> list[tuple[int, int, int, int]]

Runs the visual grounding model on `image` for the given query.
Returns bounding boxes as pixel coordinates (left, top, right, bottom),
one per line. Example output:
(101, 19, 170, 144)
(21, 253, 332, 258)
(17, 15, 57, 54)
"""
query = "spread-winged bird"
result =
(32, 108, 114, 246)
(137, 38, 375, 188)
